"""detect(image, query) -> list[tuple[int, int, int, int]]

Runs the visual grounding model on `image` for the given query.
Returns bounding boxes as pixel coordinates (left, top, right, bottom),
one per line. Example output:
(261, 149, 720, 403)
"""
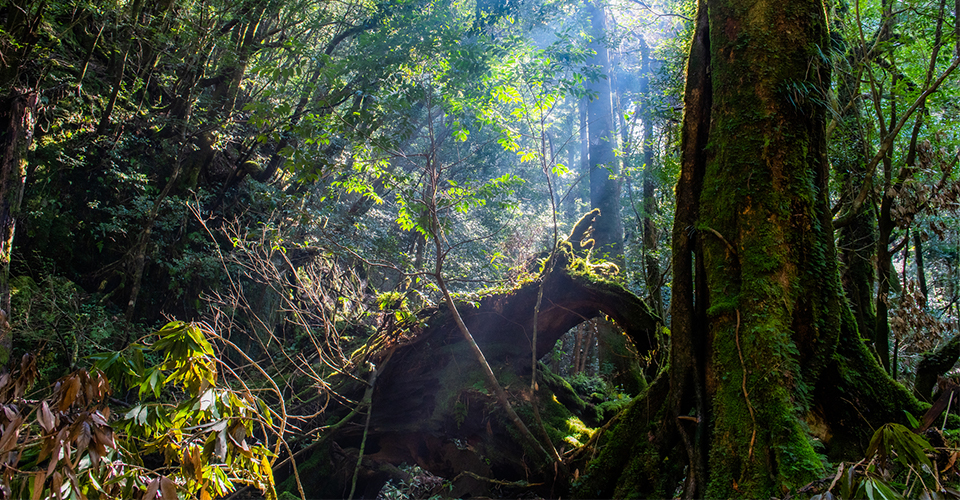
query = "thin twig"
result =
(348, 360, 381, 500)
(943, 390, 954, 430)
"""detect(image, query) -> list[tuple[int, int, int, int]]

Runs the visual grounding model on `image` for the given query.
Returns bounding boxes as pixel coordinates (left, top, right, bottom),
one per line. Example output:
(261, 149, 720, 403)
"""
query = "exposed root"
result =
(735, 309, 757, 461)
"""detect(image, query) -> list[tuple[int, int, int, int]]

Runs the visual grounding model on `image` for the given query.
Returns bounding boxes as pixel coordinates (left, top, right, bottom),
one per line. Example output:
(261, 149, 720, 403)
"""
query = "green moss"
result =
(512, 373, 599, 453)
(572, 378, 677, 499)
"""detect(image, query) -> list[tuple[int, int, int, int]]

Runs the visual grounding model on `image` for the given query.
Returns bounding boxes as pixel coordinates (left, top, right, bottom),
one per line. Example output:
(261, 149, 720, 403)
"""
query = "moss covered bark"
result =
(694, 0, 838, 495)
(914, 335, 960, 402)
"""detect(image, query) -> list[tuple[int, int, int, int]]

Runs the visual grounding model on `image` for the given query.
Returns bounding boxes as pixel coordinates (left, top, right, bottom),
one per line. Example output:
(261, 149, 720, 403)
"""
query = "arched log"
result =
(282, 263, 659, 498)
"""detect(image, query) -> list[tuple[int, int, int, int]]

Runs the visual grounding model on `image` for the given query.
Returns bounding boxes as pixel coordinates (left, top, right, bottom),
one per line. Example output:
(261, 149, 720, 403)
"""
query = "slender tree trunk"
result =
(578, 98, 589, 207)
(212, 4, 266, 115)
(915, 231, 928, 300)
(875, 131, 897, 372)
(584, 0, 622, 260)
(580, 323, 596, 375)
(125, 103, 191, 322)
(572, 326, 583, 375)
(583, 0, 635, 397)
(665, 1, 712, 494)
(564, 99, 579, 219)
(97, 47, 129, 136)
(0, 90, 37, 363)
(638, 37, 663, 319)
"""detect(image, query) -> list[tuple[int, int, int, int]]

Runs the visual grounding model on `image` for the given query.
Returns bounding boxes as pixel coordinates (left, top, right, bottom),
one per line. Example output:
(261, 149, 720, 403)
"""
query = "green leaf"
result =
(139, 368, 163, 399)
(904, 410, 920, 429)
(866, 423, 934, 472)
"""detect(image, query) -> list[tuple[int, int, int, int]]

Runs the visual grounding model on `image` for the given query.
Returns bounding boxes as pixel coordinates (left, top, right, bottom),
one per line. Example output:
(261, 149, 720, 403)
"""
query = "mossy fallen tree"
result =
(278, 241, 660, 499)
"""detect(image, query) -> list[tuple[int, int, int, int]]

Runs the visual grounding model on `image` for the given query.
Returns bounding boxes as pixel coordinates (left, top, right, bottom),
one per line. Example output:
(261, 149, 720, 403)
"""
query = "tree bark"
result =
(914, 334, 960, 402)
(0, 90, 37, 364)
(584, 0, 623, 261)
(638, 37, 663, 320)
(916, 231, 928, 300)
(579, 97, 589, 207)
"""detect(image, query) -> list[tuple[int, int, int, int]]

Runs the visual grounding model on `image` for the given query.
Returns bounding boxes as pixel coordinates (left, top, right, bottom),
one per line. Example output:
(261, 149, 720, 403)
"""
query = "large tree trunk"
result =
(0, 90, 37, 364)
(574, 0, 925, 497)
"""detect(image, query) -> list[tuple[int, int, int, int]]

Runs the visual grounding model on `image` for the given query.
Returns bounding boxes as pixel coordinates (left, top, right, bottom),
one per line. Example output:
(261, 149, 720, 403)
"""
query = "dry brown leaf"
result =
(31, 471, 45, 500)
(38, 401, 56, 433)
(0, 416, 23, 455)
(58, 376, 80, 411)
(74, 421, 92, 457)
(143, 478, 160, 500)
(94, 425, 115, 453)
(51, 472, 62, 500)
(44, 439, 61, 476)
(159, 476, 177, 500)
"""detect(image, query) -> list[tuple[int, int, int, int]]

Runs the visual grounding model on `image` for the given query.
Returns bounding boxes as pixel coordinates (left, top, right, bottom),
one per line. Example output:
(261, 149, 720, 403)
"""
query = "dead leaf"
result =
(159, 476, 177, 500)
(94, 426, 115, 453)
(51, 472, 62, 500)
(58, 376, 80, 411)
(45, 439, 61, 476)
(31, 472, 46, 500)
(38, 401, 56, 433)
(0, 416, 23, 454)
(143, 478, 160, 500)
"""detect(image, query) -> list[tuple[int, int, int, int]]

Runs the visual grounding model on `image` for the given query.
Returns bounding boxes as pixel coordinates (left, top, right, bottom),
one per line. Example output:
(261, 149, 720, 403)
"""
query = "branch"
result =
(625, 0, 692, 21)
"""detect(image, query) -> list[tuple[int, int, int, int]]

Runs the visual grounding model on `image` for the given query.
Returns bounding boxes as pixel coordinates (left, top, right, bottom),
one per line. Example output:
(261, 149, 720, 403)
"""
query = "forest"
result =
(1, 0, 959, 498)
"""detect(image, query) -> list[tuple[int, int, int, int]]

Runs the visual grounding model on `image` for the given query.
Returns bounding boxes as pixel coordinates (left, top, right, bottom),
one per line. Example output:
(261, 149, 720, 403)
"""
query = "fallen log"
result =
(280, 247, 660, 498)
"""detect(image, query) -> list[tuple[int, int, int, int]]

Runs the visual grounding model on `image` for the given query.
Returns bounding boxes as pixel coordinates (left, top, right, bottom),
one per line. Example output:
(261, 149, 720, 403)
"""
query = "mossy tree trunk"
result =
(691, 0, 841, 493)
(0, 90, 37, 364)
(914, 334, 960, 402)
(575, 0, 925, 497)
